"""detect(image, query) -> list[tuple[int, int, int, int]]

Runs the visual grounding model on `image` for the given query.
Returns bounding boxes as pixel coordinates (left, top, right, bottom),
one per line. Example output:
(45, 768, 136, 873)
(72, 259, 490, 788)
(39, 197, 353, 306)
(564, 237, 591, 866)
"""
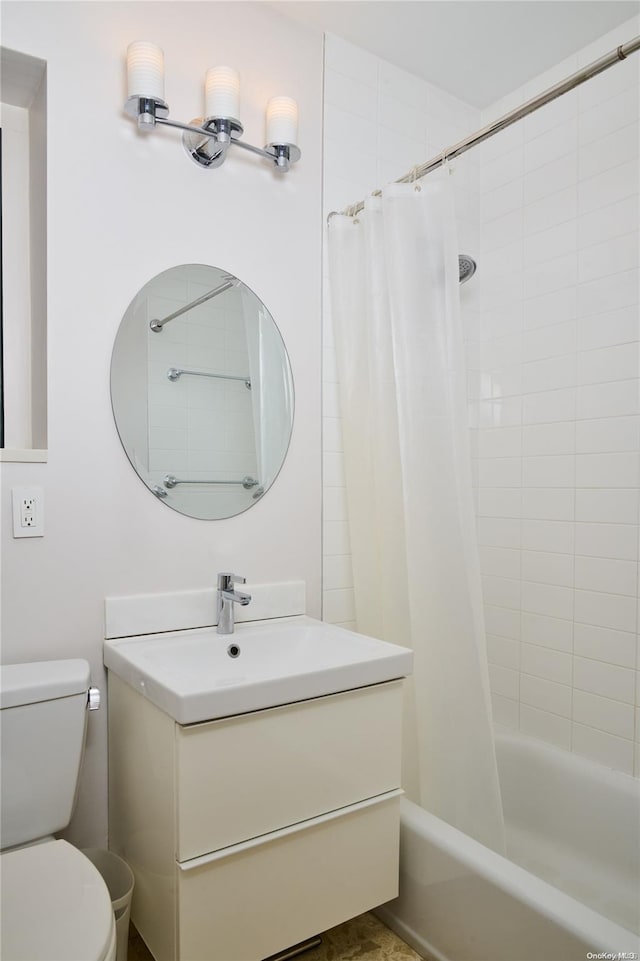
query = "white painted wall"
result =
(0, 1, 323, 846)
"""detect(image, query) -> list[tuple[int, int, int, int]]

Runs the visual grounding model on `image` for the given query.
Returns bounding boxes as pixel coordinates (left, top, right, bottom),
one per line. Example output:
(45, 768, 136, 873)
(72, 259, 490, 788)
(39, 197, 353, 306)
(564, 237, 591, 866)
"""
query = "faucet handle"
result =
(217, 572, 246, 590)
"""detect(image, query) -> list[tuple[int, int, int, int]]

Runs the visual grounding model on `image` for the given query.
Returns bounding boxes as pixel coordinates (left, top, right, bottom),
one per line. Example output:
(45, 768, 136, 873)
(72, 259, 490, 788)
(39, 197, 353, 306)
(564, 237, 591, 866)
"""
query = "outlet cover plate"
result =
(12, 486, 44, 538)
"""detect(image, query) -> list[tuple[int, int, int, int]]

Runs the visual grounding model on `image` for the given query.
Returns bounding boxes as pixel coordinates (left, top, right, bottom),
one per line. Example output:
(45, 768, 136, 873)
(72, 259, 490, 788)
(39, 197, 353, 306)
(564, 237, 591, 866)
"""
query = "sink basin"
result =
(104, 615, 413, 724)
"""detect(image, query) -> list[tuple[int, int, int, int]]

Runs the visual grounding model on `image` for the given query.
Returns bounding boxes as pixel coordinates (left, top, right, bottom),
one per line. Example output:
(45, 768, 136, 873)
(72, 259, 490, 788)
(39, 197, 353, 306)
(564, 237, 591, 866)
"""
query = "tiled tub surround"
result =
(471, 16, 640, 776)
(322, 18, 640, 775)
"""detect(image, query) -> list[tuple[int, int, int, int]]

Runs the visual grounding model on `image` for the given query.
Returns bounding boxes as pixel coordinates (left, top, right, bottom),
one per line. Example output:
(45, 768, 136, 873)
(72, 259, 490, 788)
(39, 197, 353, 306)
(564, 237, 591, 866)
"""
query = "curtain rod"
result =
(149, 277, 238, 332)
(328, 35, 640, 220)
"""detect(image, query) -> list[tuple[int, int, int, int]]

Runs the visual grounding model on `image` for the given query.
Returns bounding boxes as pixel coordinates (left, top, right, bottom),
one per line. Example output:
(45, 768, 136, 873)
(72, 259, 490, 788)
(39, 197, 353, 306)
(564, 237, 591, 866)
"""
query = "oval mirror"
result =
(111, 264, 294, 520)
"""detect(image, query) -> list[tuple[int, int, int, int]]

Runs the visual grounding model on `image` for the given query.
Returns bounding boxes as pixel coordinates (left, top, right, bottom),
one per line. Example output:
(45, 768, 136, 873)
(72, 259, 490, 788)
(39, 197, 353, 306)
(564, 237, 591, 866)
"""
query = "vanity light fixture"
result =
(124, 41, 301, 171)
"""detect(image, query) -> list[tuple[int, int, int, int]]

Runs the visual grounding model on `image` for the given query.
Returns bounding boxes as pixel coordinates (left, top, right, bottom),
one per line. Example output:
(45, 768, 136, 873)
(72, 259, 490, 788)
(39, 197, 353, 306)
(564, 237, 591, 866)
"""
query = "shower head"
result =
(459, 255, 477, 285)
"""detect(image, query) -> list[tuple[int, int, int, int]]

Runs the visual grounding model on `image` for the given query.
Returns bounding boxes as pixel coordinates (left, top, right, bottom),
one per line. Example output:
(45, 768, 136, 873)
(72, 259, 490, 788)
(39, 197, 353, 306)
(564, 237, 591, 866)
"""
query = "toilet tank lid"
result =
(0, 659, 91, 709)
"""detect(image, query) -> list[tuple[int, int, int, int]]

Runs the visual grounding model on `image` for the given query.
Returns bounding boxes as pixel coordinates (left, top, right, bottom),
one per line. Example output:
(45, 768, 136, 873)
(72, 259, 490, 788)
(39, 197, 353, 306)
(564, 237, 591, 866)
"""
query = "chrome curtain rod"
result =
(167, 367, 252, 389)
(163, 474, 259, 489)
(329, 35, 640, 220)
(150, 277, 238, 331)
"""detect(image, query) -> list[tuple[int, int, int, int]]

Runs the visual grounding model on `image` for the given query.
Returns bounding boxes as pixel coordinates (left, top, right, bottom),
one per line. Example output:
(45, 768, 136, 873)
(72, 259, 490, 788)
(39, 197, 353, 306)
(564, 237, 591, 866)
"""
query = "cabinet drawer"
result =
(178, 792, 401, 961)
(176, 680, 402, 860)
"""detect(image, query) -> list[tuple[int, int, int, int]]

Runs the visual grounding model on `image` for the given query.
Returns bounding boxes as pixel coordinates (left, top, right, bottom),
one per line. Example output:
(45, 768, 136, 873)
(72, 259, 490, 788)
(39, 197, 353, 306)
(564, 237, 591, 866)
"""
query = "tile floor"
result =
(127, 912, 424, 960)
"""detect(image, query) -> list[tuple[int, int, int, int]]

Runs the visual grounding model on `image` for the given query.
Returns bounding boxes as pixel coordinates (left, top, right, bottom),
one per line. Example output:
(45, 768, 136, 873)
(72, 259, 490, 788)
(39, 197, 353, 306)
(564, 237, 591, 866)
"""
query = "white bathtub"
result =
(377, 728, 640, 961)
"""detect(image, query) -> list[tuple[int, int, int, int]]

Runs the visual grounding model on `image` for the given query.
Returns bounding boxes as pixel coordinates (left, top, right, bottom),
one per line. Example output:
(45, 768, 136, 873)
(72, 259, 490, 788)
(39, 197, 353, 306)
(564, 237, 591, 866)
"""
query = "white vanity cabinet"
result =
(108, 673, 404, 961)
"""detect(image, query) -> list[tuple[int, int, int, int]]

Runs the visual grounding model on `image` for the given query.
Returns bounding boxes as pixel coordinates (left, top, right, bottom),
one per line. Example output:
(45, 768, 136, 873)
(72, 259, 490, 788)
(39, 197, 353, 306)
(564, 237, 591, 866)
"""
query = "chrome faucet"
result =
(216, 572, 251, 635)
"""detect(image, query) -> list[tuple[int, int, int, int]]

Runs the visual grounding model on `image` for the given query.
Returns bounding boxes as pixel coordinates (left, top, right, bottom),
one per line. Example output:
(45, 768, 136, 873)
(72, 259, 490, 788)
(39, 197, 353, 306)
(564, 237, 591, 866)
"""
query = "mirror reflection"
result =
(111, 264, 294, 520)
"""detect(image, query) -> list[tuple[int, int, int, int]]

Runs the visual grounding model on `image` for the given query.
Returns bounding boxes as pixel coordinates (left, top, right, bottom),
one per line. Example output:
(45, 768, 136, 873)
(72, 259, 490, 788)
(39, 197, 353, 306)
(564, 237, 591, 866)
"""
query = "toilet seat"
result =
(0, 839, 116, 961)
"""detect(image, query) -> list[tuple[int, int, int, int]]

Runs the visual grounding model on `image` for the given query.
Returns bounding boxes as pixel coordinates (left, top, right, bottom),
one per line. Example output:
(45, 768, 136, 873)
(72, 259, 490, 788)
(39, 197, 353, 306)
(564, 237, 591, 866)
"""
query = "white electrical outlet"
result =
(12, 487, 45, 538)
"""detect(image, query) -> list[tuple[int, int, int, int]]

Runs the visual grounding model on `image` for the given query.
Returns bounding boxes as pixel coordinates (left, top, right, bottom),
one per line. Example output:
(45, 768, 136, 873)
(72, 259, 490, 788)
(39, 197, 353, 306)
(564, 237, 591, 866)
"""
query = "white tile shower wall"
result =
(146, 268, 258, 516)
(322, 33, 481, 631)
(323, 20, 640, 778)
(474, 16, 640, 776)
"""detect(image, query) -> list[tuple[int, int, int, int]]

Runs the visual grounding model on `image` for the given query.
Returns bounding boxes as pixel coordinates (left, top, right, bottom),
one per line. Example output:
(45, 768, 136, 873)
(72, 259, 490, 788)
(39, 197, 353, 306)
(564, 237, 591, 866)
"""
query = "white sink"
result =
(104, 615, 413, 724)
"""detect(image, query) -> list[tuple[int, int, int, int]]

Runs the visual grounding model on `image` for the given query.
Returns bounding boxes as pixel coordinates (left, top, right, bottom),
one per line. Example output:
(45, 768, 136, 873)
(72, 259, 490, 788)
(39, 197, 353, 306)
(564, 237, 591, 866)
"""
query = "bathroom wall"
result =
(0, 1, 323, 845)
(322, 33, 481, 627)
(472, 15, 640, 776)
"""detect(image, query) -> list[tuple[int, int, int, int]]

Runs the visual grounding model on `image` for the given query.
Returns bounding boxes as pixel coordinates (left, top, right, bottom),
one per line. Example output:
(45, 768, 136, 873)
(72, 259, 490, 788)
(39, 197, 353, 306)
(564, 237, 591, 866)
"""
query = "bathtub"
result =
(377, 728, 640, 961)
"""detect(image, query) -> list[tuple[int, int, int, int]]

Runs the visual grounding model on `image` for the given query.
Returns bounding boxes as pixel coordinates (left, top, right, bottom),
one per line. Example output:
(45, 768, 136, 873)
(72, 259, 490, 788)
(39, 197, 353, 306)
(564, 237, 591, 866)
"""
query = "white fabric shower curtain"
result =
(328, 178, 505, 854)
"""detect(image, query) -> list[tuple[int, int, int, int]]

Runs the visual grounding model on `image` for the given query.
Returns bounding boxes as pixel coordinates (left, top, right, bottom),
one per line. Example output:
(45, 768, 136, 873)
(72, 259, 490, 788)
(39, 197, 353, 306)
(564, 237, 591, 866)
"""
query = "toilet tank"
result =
(0, 659, 91, 850)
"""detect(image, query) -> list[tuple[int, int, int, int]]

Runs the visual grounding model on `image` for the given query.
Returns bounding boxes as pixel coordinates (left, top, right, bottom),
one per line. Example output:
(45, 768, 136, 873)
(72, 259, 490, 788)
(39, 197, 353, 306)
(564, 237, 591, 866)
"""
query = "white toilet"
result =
(0, 659, 117, 961)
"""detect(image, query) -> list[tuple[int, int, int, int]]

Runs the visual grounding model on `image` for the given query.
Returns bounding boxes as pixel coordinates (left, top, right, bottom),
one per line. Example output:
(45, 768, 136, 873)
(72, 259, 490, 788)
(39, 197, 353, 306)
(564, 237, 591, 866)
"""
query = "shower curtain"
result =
(328, 178, 505, 854)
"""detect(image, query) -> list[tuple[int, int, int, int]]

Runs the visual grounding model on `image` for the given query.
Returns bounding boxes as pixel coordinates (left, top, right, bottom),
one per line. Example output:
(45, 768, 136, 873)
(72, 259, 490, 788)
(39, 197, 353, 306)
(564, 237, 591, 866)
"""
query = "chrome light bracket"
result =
(124, 100, 301, 171)
(182, 116, 244, 168)
(264, 142, 301, 171)
(124, 95, 169, 129)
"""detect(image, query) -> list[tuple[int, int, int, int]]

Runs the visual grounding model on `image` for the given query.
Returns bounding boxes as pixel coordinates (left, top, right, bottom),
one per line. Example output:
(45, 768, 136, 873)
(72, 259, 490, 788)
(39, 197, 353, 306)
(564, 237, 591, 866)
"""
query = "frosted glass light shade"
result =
(205, 66, 240, 118)
(266, 96, 298, 145)
(127, 41, 165, 100)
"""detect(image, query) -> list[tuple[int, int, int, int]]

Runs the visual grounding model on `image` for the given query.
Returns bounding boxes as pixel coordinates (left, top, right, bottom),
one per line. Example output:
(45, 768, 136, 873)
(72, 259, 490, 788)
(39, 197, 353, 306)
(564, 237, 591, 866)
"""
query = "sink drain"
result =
(227, 643, 241, 659)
